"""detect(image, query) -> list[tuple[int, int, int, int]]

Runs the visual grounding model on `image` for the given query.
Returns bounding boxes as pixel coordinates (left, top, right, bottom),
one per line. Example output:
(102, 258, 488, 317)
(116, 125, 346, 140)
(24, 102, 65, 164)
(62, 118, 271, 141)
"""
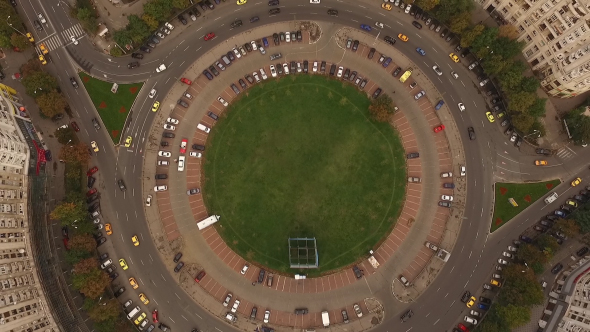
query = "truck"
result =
(197, 215, 220, 230)
(436, 248, 451, 262)
(544, 192, 558, 204)
(321, 311, 330, 327)
(399, 68, 413, 83)
(368, 255, 380, 269)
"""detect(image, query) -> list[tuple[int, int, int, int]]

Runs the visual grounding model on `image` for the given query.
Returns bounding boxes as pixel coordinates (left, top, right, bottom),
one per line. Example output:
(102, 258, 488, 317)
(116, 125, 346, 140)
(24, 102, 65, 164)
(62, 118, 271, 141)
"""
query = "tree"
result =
(520, 77, 540, 93)
(127, 15, 151, 44)
(495, 304, 531, 328)
(500, 264, 544, 307)
(20, 58, 43, 77)
(517, 243, 547, 265)
(88, 299, 120, 322)
(448, 12, 471, 34)
(55, 127, 78, 145)
(368, 94, 396, 122)
(482, 54, 510, 76)
(535, 234, 559, 258)
(498, 61, 526, 91)
(530, 120, 547, 138)
(511, 113, 535, 134)
(471, 27, 499, 55)
(109, 47, 123, 57)
(498, 25, 520, 40)
(554, 218, 580, 238)
(573, 204, 590, 233)
(10, 33, 30, 50)
(566, 107, 590, 145)
(59, 142, 91, 164)
(433, 0, 473, 23)
(143, 0, 172, 22)
(21, 72, 59, 97)
(73, 268, 110, 299)
(77, 7, 97, 34)
(508, 91, 536, 113)
(112, 29, 132, 47)
(526, 98, 547, 117)
(475, 307, 511, 332)
(460, 24, 485, 48)
(50, 202, 88, 225)
(415, 0, 440, 11)
(172, 0, 190, 9)
(36, 90, 68, 118)
(70, 234, 98, 254)
(65, 248, 92, 265)
(74, 257, 99, 274)
(141, 14, 159, 31)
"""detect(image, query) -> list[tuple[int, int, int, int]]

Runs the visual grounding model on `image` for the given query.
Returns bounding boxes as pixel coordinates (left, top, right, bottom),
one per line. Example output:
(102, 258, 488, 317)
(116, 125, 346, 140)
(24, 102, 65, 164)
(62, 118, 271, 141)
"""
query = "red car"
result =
(194, 270, 206, 282)
(71, 121, 80, 132)
(204, 32, 215, 41)
(180, 78, 192, 85)
(86, 188, 97, 197)
(152, 310, 158, 323)
(87, 166, 98, 176)
(433, 124, 445, 133)
(457, 323, 469, 332)
(180, 139, 188, 154)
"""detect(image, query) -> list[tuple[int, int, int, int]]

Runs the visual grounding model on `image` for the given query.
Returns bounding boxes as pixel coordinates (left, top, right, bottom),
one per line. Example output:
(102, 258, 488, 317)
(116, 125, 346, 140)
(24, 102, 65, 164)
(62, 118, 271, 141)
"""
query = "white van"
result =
(100, 259, 112, 269)
(126, 306, 140, 320)
(197, 124, 210, 133)
(321, 311, 330, 327)
(544, 192, 558, 204)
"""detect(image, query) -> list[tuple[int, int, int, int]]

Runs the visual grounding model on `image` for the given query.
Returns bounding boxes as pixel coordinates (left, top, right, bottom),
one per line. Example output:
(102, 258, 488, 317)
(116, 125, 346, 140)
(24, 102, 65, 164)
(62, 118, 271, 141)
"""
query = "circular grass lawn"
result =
(202, 75, 406, 275)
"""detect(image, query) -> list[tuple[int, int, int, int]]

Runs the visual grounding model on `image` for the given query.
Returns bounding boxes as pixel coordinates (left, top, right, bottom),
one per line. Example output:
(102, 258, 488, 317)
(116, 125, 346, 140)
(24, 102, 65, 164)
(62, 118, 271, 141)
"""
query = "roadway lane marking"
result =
(139, 278, 144, 285)
(358, 4, 366, 8)
(184, 45, 190, 51)
(175, 293, 181, 299)
(181, 315, 188, 321)
(196, 46, 202, 52)
(140, 259, 144, 265)
(168, 317, 176, 323)
(129, 257, 134, 265)
(432, 48, 437, 53)
(161, 274, 167, 281)
(352, 19, 358, 22)
(154, 299, 159, 305)
(194, 313, 202, 319)
(396, 21, 403, 25)
(120, 234, 124, 242)
(215, 328, 223, 332)
(151, 280, 158, 287)
(433, 319, 439, 325)
(379, 13, 385, 16)
(214, 17, 221, 21)
(365, 16, 372, 19)
(473, 100, 477, 107)
(149, 254, 154, 262)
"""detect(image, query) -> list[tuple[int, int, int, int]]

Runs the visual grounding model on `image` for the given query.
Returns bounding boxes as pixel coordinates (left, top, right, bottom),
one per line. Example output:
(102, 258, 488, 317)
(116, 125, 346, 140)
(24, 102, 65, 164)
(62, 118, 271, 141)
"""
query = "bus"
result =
(399, 68, 413, 83)
(197, 215, 220, 230)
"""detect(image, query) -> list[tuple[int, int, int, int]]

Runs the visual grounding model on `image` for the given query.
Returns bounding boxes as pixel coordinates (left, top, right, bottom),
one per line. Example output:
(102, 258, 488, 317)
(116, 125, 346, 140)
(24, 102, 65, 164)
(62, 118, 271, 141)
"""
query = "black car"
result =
(536, 148, 552, 155)
(291, 61, 297, 72)
(205, 0, 214, 9)
(414, 8, 422, 19)
(160, 141, 169, 147)
(439, 201, 451, 208)
(178, 14, 188, 25)
(140, 46, 152, 53)
(250, 307, 258, 319)
(352, 265, 363, 279)
(199, 1, 208, 10)
(87, 194, 99, 204)
(163, 132, 175, 138)
(412, 21, 422, 29)
(109, 272, 119, 281)
(445, 34, 453, 42)
(515, 136, 522, 147)
(407, 152, 419, 159)
(294, 308, 308, 315)
(273, 33, 280, 45)
(468, 127, 476, 140)
(440, 28, 448, 37)
(245, 74, 254, 84)
(96, 237, 107, 247)
(269, 8, 280, 14)
(479, 297, 492, 304)
(9, 0, 16, 6)
(349, 71, 357, 82)
(106, 265, 116, 274)
(99, 252, 108, 260)
(192, 144, 205, 151)
(127, 62, 140, 69)
(244, 42, 253, 52)
(329, 64, 336, 76)
(258, 269, 266, 283)
(460, 291, 471, 303)
(400, 309, 414, 322)
(384, 36, 396, 46)
(174, 252, 183, 263)
(372, 88, 382, 99)
(320, 61, 326, 72)
(174, 262, 184, 272)
(352, 40, 359, 52)
(158, 324, 171, 332)
(114, 287, 125, 297)
(268, 0, 279, 5)
(155, 174, 168, 180)
(574, 195, 589, 203)
(203, 70, 214, 80)
(577, 247, 589, 257)
(118, 179, 126, 191)
(520, 235, 532, 243)
(343, 68, 350, 79)
(296, 30, 302, 41)
(551, 263, 563, 274)
(392, 67, 402, 77)
(87, 176, 96, 188)
(359, 79, 368, 89)
(368, 48, 376, 59)
(539, 220, 553, 227)
(231, 20, 242, 28)
(303, 60, 308, 73)
(238, 79, 248, 89)
(177, 99, 189, 108)
(250, 16, 260, 23)
(327, 9, 338, 16)
(231, 84, 240, 95)
(209, 66, 220, 76)
(534, 225, 547, 232)
(131, 53, 144, 59)
(227, 51, 235, 62)
(443, 183, 455, 189)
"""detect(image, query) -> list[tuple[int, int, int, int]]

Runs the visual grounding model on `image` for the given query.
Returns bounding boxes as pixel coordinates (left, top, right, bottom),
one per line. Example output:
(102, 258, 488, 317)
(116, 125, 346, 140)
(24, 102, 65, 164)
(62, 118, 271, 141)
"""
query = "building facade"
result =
(478, 0, 590, 98)
(0, 85, 57, 332)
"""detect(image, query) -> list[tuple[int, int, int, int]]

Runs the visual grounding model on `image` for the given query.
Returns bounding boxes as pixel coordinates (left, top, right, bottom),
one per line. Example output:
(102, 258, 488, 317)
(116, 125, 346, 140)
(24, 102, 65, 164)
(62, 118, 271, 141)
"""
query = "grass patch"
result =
(492, 179, 561, 232)
(78, 72, 143, 143)
(203, 75, 406, 276)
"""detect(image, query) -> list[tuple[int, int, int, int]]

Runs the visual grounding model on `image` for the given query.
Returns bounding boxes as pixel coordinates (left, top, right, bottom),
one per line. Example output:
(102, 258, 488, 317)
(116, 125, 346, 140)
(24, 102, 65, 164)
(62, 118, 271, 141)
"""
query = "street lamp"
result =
(524, 130, 540, 139)
(5, 16, 26, 37)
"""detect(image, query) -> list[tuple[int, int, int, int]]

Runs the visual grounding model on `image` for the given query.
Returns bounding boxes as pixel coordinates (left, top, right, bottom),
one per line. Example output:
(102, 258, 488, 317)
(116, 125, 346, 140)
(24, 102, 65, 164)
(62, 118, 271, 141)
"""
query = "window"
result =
(508, 2, 513, 6)
(533, 30, 538, 36)
(526, 35, 532, 41)
(519, 25, 525, 32)
(526, 48, 535, 57)
(502, 7, 509, 13)
(533, 45, 539, 52)
(525, 19, 531, 26)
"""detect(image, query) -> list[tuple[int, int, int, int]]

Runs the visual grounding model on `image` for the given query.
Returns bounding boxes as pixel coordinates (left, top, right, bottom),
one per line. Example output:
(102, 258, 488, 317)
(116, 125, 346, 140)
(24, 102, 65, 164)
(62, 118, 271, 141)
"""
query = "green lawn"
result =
(492, 179, 561, 232)
(203, 75, 406, 276)
(78, 73, 143, 143)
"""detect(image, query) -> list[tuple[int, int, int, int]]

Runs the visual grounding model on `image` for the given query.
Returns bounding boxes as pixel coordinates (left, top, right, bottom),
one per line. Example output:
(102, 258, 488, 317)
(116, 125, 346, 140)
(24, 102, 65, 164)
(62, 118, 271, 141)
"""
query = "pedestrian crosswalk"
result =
(555, 146, 576, 161)
(37, 24, 85, 52)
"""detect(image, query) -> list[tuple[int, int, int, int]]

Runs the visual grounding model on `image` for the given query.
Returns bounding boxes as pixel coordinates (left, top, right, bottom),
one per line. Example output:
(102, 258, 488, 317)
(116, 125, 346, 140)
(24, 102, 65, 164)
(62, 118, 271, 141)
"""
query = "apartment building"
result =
(0, 85, 58, 332)
(478, 0, 590, 98)
(556, 271, 590, 331)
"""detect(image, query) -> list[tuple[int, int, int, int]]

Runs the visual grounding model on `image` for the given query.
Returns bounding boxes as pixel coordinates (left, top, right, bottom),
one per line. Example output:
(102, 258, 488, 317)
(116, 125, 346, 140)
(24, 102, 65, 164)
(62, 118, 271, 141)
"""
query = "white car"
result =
(155, 64, 167, 73)
(507, 246, 518, 252)
(441, 195, 454, 201)
(231, 299, 241, 313)
(460, 166, 466, 176)
(37, 13, 47, 24)
(189, 152, 202, 158)
(498, 258, 508, 265)
(166, 117, 179, 124)
(217, 97, 228, 106)
(178, 156, 185, 171)
(375, 21, 384, 29)
(270, 65, 277, 77)
(432, 65, 442, 76)
(146, 195, 152, 206)
(285, 32, 291, 42)
(264, 310, 270, 323)
(480, 79, 489, 86)
(337, 66, 343, 78)
(310, 0, 320, 3)
(259, 46, 266, 55)
(414, 90, 426, 100)
(451, 71, 459, 79)
(163, 124, 176, 131)
(260, 68, 268, 80)
(250, 41, 257, 50)
(464, 316, 477, 325)
(148, 89, 157, 98)
(232, 47, 241, 59)
(240, 264, 249, 274)
(71, 36, 78, 45)
(502, 251, 513, 258)
(253, 72, 261, 83)
(353, 304, 362, 318)
(404, 4, 412, 13)
(154, 185, 168, 192)
(93, 218, 101, 224)
(313, 61, 318, 72)
(282, 63, 290, 75)
(470, 310, 481, 317)
(458, 103, 465, 112)
(158, 151, 171, 157)
(165, 22, 175, 30)
(157, 160, 169, 166)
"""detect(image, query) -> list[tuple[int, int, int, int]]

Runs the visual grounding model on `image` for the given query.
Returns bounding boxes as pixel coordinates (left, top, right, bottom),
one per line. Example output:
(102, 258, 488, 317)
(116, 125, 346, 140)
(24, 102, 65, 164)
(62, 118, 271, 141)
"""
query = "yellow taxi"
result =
(572, 177, 582, 187)
(26, 33, 34, 43)
(152, 101, 160, 112)
(39, 43, 48, 54)
(132, 235, 140, 246)
(129, 277, 139, 289)
(38, 54, 47, 65)
(381, 3, 392, 10)
(139, 293, 150, 305)
(91, 141, 99, 152)
(134, 312, 146, 325)
(490, 279, 502, 287)
(449, 53, 460, 63)
(466, 296, 476, 308)
(125, 136, 132, 148)
(535, 160, 548, 166)
(237, 0, 247, 4)
(119, 258, 128, 270)
(105, 223, 113, 235)
(566, 199, 578, 208)
(486, 112, 495, 123)
(397, 34, 409, 42)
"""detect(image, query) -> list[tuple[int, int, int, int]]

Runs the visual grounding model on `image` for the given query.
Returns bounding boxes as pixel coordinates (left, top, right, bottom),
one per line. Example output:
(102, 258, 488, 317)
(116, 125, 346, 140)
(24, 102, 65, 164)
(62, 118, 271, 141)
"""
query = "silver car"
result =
(414, 90, 426, 100)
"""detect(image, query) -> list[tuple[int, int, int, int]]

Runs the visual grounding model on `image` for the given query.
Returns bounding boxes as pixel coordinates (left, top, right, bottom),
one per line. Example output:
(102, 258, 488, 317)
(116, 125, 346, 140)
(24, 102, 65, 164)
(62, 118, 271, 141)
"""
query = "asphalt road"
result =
(17, 0, 590, 331)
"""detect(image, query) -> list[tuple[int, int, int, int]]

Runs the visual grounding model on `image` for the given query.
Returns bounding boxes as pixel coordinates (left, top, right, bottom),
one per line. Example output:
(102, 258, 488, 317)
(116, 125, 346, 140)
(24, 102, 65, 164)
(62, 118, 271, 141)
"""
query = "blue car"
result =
(435, 100, 445, 110)
(360, 24, 372, 32)
(477, 303, 489, 310)
(555, 210, 566, 217)
(416, 47, 426, 56)
(382, 57, 392, 68)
